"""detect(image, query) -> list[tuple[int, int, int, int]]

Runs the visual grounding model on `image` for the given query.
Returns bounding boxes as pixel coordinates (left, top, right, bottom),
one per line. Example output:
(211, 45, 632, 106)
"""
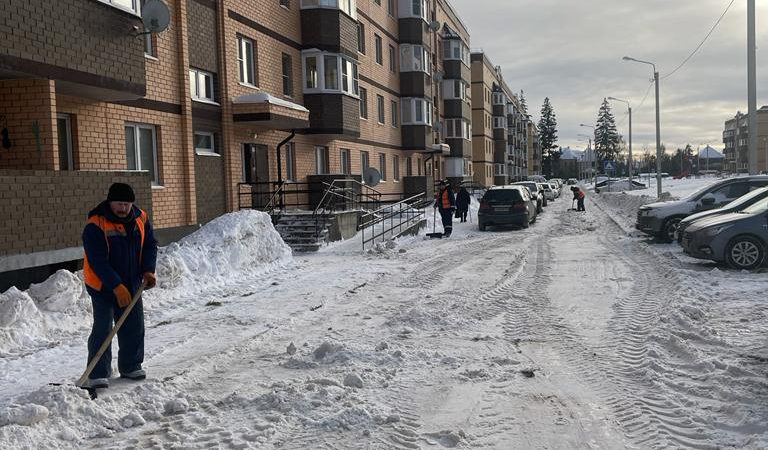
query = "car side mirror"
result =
(701, 196, 715, 206)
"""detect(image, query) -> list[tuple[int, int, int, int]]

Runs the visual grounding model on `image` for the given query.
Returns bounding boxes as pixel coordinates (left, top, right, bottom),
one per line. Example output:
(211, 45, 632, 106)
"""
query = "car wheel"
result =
(726, 236, 766, 270)
(530, 213, 537, 224)
(522, 215, 530, 228)
(661, 217, 682, 243)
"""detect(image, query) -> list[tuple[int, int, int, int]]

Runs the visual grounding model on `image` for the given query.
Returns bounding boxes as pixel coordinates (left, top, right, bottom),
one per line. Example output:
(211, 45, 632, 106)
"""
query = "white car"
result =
(539, 182, 556, 202)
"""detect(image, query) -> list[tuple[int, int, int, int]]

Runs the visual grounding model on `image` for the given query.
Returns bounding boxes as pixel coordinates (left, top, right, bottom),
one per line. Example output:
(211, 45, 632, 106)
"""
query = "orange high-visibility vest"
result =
(83, 210, 147, 291)
(441, 189, 452, 209)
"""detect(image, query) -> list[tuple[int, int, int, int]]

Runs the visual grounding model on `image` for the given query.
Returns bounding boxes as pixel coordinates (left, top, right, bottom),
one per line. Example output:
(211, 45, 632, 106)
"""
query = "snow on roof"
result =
(699, 145, 724, 159)
(232, 92, 309, 112)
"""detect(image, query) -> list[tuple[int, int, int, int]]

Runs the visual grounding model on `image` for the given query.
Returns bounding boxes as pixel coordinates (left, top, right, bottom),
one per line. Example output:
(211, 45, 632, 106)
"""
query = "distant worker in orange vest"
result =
(82, 183, 158, 389)
(434, 179, 456, 237)
(571, 186, 586, 212)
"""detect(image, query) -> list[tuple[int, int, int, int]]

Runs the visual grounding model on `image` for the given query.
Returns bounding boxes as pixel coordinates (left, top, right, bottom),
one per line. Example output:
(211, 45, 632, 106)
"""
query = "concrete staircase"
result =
(274, 211, 334, 253)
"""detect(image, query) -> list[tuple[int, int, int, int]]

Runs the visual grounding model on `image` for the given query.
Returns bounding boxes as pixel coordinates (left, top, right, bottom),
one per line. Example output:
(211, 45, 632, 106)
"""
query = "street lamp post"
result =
(608, 97, 632, 186)
(623, 56, 662, 199)
(579, 124, 596, 185)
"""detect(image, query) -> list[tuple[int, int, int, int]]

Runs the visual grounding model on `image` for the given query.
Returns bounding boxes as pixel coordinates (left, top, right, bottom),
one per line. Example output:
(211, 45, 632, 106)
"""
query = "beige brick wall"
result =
(0, 79, 58, 170)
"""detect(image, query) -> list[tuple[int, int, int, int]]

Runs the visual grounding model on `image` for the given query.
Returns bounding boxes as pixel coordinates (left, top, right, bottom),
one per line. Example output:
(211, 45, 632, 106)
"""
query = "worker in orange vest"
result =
(434, 179, 456, 237)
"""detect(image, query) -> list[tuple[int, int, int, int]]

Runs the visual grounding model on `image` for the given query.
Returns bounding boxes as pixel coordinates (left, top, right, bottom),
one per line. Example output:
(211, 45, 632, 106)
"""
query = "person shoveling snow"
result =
(81, 183, 158, 391)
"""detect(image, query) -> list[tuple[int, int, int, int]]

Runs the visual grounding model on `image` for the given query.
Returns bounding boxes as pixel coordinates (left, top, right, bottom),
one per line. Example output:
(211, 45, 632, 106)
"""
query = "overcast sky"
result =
(449, 0, 768, 155)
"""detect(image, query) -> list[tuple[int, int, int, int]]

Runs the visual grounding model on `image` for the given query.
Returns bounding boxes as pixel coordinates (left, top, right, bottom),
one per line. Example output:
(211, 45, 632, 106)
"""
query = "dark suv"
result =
(478, 186, 538, 231)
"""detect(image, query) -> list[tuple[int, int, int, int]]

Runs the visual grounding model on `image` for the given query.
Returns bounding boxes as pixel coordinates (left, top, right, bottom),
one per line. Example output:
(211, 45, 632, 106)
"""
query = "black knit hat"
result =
(107, 183, 135, 202)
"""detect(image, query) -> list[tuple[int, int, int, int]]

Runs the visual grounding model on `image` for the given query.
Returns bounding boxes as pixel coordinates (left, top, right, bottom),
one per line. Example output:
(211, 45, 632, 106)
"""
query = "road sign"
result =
(604, 161, 616, 171)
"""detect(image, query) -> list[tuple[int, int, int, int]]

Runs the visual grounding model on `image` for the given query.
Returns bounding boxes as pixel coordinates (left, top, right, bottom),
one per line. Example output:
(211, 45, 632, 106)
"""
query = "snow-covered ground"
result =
(1, 186, 767, 449)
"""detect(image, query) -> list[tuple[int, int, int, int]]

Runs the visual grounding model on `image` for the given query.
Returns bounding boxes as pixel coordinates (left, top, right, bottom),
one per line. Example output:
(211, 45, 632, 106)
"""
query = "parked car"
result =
(478, 185, 538, 231)
(514, 181, 545, 212)
(540, 182, 556, 202)
(566, 178, 578, 185)
(549, 182, 561, 198)
(635, 176, 768, 242)
(680, 195, 768, 269)
(676, 186, 768, 243)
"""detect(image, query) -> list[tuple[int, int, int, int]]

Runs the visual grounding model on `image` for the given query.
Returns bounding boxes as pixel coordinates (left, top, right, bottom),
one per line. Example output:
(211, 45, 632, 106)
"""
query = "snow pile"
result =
(0, 210, 292, 356)
(150, 210, 292, 306)
(592, 192, 655, 232)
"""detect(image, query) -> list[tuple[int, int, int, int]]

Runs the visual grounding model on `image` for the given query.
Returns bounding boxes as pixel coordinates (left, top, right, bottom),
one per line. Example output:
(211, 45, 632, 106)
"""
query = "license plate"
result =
(495, 208, 509, 212)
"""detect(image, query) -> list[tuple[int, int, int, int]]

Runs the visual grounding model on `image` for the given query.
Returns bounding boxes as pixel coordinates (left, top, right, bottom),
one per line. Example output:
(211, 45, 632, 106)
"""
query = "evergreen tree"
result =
(537, 97, 559, 177)
(594, 98, 620, 166)
(519, 90, 528, 115)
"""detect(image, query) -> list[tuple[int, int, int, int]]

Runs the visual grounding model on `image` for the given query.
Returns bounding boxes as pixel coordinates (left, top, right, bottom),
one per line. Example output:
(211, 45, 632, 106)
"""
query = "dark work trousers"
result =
(458, 210, 468, 222)
(577, 198, 586, 211)
(87, 296, 145, 379)
(440, 209, 454, 236)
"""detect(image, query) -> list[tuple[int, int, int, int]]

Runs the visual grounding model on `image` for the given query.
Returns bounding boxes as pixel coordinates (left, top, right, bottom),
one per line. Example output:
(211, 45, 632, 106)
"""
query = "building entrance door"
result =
(243, 143, 270, 209)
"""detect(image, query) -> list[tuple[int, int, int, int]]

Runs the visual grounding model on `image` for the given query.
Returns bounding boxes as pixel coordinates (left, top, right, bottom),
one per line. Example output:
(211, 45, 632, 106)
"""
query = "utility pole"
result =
(748, 0, 758, 174)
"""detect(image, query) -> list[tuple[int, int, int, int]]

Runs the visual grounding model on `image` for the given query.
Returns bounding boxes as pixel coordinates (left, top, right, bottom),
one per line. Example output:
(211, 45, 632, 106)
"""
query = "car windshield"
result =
(518, 182, 538, 192)
(681, 182, 724, 201)
(483, 189, 522, 203)
(740, 196, 768, 214)
(725, 187, 768, 209)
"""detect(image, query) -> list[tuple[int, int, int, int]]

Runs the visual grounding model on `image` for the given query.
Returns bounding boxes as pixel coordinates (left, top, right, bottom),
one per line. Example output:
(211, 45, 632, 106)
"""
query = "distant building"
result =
(723, 107, 768, 173)
(697, 145, 725, 172)
(557, 147, 580, 179)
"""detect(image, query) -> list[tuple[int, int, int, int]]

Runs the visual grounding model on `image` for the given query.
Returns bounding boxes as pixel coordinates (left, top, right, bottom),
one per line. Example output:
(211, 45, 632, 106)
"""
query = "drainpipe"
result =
(276, 130, 295, 209)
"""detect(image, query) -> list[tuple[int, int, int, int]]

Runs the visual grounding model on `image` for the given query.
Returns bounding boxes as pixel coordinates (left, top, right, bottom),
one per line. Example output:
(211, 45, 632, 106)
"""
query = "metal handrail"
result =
(360, 193, 427, 250)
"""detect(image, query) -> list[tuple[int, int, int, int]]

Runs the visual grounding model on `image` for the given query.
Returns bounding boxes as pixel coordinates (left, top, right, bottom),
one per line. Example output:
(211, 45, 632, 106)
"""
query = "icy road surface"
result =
(1, 191, 767, 449)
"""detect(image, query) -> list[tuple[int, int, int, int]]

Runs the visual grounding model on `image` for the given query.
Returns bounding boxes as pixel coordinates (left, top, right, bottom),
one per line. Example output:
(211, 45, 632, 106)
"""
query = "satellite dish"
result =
(363, 167, 381, 187)
(429, 21, 441, 32)
(142, 0, 171, 34)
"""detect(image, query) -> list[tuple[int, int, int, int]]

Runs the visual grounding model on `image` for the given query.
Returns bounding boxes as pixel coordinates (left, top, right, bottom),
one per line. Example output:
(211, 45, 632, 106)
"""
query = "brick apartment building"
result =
(723, 108, 768, 173)
(0, 0, 537, 290)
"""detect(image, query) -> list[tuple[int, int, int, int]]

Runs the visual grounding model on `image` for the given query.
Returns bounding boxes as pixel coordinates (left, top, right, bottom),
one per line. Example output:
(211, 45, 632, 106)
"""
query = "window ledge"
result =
(195, 150, 221, 157)
(280, 4, 289, 11)
(239, 82, 260, 91)
(144, 54, 158, 62)
(151, 185, 166, 190)
(192, 98, 221, 106)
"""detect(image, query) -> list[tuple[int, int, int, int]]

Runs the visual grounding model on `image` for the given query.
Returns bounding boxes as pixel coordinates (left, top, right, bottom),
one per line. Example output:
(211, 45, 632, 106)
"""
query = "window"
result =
(302, 51, 359, 96)
(300, 0, 357, 19)
(379, 153, 387, 180)
(391, 100, 398, 127)
(189, 68, 214, 102)
(418, 157, 423, 175)
(377, 95, 385, 124)
(445, 118, 470, 139)
(399, 0, 426, 20)
(387, 0, 395, 16)
(393, 155, 400, 181)
(406, 157, 412, 177)
(357, 23, 366, 54)
(340, 148, 351, 174)
(374, 35, 383, 65)
(493, 116, 507, 129)
(492, 92, 505, 105)
(57, 114, 74, 171)
(194, 131, 217, 155)
(401, 98, 433, 125)
(399, 45, 428, 73)
(285, 142, 296, 181)
(315, 146, 330, 174)
(442, 39, 470, 66)
(388, 45, 396, 72)
(237, 36, 256, 86)
(494, 164, 507, 176)
(361, 150, 370, 173)
(125, 124, 159, 184)
(280, 0, 290, 7)
(442, 79, 468, 101)
(282, 53, 293, 96)
(374, 0, 380, 4)
(357, 87, 368, 120)
(100, 0, 140, 15)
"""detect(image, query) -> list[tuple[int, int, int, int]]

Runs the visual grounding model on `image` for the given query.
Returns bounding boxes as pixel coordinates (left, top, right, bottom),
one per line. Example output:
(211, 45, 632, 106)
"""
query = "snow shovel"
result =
(426, 207, 443, 239)
(51, 281, 146, 400)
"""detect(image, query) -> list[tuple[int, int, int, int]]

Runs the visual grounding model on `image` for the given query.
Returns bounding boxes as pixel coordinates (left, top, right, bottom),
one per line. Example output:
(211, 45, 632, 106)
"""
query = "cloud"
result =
(449, 0, 768, 152)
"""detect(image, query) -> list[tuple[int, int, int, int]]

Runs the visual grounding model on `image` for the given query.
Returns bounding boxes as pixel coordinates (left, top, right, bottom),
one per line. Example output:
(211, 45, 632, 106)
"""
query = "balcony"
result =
(300, 2, 358, 56)
(1, 0, 146, 100)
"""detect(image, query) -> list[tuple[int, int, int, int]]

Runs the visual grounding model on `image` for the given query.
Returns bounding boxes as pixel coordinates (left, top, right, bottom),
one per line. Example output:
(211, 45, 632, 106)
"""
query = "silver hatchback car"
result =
(680, 196, 768, 269)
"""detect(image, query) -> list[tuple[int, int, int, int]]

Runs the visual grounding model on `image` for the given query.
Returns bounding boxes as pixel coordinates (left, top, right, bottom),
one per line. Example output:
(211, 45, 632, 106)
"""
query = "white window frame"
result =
(406, 156, 413, 177)
(442, 79, 468, 101)
(377, 95, 386, 124)
(56, 114, 74, 171)
(494, 163, 507, 176)
(315, 146, 330, 174)
(445, 118, 470, 140)
(194, 131, 218, 156)
(393, 155, 400, 181)
(340, 148, 351, 174)
(189, 68, 216, 103)
(302, 50, 359, 97)
(493, 116, 507, 129)
(379, 153, 387, 181)
(492, 91, 506, 106)
(399, 45, 429, 73)
(99, 0, 140, 15)
(360, 150, 370, 175)
(374, 35, 383, 65)
(125, 123, 160, 185)
(398, 0, 426, 21)
(237, 36, 256, 87)
(442, 39, 470, 66)
(300, 0, 357, 20)
(391, 100, 398, 127)
(401, 98, 433, 126)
